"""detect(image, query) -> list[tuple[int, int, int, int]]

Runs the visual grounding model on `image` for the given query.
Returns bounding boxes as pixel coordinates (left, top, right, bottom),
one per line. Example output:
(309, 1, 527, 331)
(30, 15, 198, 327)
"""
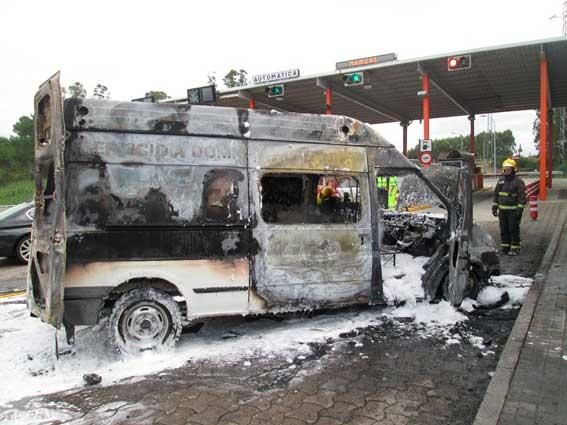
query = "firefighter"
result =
(376, 176, 398, 210)
(492, 159, 526, 256)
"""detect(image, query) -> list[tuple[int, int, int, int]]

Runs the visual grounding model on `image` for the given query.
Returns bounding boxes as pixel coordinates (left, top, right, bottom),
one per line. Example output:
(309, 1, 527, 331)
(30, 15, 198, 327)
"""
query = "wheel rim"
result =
(19, 238, 31, 262)
(119, 301, 172, 350)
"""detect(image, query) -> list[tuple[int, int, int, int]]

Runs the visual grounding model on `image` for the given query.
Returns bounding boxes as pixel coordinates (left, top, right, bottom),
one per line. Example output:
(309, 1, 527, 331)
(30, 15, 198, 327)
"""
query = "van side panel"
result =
(65, 259, 251, 319)
(63, 130, 254, 323)
(249, 142, 368, 173)
(64, 99, 393, 148)
(248, 140, 373, 308)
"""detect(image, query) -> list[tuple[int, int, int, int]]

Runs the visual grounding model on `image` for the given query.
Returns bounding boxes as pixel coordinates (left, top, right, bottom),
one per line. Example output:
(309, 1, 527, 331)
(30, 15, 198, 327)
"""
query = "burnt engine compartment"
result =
(381, 210, 500, 295)
(381, 211, 448, 258)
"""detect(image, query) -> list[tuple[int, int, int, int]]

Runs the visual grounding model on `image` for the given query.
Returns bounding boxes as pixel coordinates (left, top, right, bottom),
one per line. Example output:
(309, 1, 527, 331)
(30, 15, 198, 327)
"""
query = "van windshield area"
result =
(261, 173, 361, 224)
(377, 169, 449, 258)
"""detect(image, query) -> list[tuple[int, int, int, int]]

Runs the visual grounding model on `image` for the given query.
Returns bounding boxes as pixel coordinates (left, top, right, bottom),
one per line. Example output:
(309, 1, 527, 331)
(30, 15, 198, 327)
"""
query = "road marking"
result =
(0, 290, 26, 299)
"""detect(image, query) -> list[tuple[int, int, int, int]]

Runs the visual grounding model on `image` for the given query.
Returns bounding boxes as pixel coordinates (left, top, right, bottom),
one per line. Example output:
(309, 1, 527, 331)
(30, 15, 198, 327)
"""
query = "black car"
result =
(0, 202, 34, 264)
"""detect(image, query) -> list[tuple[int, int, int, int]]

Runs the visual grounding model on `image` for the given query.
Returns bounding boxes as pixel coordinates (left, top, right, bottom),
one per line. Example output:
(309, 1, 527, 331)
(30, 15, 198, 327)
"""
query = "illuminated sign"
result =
(187, 85, 217, 105)
(343, 72, 364, 87)
(266, 85, 285, 98)
(447, 55, 471, 71)
(336, 53, 397, 70)
(253, 69, 300, 84)
(420, 139, 432, 152)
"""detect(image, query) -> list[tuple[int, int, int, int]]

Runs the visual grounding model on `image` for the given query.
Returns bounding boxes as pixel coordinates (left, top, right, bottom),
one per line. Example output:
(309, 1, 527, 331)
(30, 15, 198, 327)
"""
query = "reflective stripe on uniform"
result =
(498, 192, 511, 196)
(518, 204, 525, 209)
(501, 243, 510, 247)
(511, 244, 521, 249)
(498, 205, 518, 210)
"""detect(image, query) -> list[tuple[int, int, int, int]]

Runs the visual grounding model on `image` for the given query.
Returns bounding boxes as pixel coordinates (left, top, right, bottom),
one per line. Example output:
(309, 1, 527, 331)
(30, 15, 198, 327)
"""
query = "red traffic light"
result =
(447, 55, 471, 71)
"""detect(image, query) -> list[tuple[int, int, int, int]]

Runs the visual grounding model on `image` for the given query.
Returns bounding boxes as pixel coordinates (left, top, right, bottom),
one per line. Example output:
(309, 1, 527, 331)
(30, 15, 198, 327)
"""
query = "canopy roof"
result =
(211, 37, 567, 124)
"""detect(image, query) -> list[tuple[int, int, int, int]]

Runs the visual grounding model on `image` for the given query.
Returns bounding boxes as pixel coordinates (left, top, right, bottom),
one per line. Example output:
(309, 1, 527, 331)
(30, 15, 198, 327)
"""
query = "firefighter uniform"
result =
(492, 159, 526, 255)
(377, 176, 398, 210)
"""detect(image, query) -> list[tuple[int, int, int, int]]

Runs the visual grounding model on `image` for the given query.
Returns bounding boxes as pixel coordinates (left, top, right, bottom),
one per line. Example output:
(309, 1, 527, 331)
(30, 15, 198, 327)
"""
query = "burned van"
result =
(28, 74, 485, 353)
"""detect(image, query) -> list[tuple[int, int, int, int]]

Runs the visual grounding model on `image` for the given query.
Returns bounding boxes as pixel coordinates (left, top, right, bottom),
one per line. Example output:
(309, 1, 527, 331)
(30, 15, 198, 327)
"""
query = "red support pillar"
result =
(401, 122, 409, 156)
(548, 109, 553, 188)
(422, 74, 430, 140)
(468, 115, 476, 155)
(325, 87, 332, 115)
(539, 53, 548, 200)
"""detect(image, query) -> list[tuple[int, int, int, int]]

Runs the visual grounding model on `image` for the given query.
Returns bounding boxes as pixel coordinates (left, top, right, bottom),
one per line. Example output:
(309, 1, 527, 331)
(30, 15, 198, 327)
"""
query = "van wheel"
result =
(109, 288, 182, 354)
(439, 271, 480, 303)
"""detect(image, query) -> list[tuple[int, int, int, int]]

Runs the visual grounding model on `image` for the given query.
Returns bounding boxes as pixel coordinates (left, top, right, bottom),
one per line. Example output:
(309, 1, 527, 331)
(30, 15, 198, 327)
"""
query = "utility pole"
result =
(492, 118, 497, 175)
(561, 1, 567, 175)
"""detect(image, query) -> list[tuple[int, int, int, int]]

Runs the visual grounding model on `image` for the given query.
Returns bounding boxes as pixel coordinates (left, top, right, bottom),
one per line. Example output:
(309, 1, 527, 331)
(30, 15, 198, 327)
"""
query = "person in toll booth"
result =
(492, 159, 526, 256)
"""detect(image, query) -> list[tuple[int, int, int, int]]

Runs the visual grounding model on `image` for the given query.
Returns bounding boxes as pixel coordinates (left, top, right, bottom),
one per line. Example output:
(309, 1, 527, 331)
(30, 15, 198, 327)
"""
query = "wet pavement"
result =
(3, 308, 517, 425)
(475, 182, 567, 425)
(0, 257, 27, 294)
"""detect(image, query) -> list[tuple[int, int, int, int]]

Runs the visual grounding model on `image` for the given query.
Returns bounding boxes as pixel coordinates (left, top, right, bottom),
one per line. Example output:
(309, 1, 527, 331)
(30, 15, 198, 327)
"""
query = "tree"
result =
(407, 130, 516, 167)
(222, 69, 248, 88)
(532, 108, 566, 168)
(407, 135, 467, 159)
(93, 84, 110, 99)
(0, 115, 34, 185)
(207, 72, 217, 86)
(12, 116, 33, 141)
(145, 91, 169, 102)
(67, 82, 87, 99)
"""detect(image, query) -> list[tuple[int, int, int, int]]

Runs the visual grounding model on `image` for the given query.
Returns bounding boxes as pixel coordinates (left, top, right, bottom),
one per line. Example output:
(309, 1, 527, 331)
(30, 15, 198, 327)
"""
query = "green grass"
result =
(0, 179, 34, 205)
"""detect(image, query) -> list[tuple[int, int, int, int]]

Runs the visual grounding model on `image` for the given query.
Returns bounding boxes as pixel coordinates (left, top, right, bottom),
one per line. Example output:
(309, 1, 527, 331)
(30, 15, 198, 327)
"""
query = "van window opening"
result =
(260, 173, 361, 224)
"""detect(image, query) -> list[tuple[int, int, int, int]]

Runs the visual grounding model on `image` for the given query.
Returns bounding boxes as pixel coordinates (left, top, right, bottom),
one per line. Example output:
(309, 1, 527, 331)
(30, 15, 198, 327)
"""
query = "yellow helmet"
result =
(321, 186, 334, 198)
(502, 158, 517, 170)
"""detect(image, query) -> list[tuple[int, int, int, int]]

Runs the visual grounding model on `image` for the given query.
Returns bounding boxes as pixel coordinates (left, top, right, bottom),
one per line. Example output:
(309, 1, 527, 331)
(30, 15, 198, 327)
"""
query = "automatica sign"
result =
(252, 69, 300, 84)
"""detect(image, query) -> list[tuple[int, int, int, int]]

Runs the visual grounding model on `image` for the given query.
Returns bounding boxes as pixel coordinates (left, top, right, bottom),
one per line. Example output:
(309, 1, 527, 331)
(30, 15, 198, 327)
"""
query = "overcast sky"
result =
(1, 0, 563, 155)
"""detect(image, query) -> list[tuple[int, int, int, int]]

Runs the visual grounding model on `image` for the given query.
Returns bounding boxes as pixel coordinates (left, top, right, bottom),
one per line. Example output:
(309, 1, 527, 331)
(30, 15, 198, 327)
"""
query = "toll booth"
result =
(438, 150, 483, 190)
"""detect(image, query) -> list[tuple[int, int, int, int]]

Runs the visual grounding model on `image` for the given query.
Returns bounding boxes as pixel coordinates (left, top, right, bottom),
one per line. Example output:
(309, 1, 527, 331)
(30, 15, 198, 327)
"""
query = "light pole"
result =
(492, 117, 497, 174)
(550, 2, 567, 175)
(450, 132, 463, 151)
(480, 114, 495, 169)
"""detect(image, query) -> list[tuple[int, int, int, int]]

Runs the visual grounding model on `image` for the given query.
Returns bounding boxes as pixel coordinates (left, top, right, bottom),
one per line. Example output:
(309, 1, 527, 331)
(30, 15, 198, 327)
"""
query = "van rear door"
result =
(27, 72, 67, 328)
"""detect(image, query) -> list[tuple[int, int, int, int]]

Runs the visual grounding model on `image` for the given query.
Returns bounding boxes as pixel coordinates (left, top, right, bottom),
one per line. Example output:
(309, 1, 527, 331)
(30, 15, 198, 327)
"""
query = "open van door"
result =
(419, 166, 475, 306)
(27, 72, 67, 328)
(446, 168, 473, 306)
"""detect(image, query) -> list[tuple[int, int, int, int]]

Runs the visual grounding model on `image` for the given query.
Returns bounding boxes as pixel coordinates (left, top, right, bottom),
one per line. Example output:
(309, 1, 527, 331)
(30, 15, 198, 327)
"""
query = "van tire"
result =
(439, 269, 480, 303)
(108, 288, 182, 354)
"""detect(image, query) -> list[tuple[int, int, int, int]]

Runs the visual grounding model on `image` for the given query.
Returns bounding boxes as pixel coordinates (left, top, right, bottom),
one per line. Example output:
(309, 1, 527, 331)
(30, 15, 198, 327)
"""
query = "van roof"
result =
(64, 99, 394, 148)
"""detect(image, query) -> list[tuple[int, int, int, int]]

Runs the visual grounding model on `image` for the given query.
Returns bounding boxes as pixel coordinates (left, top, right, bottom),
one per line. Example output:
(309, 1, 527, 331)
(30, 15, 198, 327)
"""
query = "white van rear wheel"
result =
(109, 288, 182, 354)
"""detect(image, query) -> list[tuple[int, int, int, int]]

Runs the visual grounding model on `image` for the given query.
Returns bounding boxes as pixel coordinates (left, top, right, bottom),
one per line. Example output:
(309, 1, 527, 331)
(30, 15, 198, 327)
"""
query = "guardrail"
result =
(483, 171, 562, 179)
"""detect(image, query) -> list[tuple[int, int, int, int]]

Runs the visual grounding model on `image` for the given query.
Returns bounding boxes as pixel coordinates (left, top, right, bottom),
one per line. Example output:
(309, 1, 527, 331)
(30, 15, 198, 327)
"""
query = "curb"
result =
(472, 207, 567, 425)
(0, 290, 26, 299)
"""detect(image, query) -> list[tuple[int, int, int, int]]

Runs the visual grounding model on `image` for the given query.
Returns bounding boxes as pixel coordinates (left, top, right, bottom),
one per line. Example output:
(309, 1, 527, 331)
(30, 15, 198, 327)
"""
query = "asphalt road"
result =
(0, 257, 26, 294)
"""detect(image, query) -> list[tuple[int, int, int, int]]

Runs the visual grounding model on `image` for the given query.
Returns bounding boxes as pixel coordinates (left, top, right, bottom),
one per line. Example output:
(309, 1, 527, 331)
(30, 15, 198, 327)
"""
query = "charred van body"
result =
(27, 73, 497, 353)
